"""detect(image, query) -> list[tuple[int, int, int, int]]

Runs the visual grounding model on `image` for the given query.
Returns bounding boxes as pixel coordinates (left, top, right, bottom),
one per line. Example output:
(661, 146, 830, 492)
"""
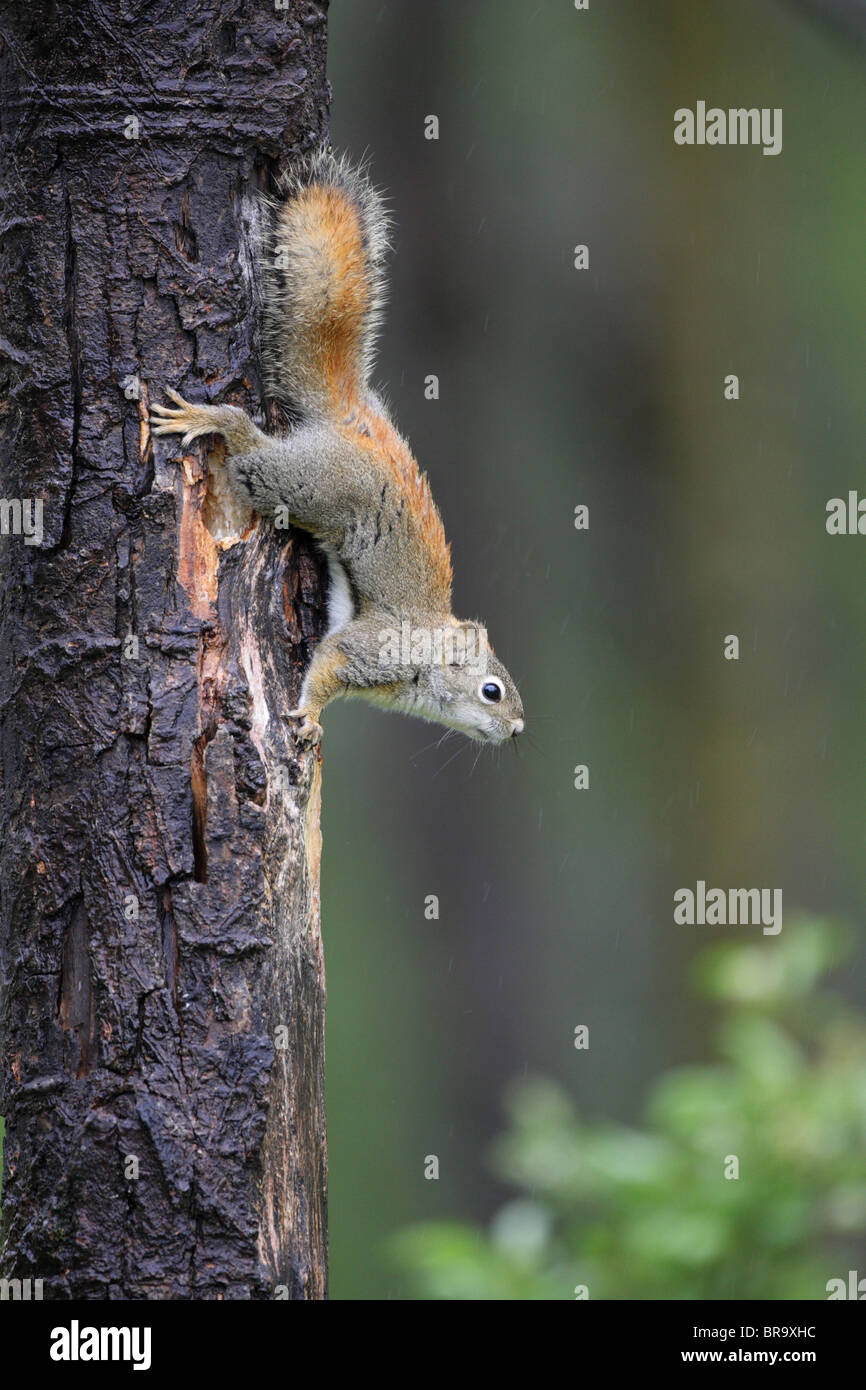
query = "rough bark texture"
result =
(0, 0, 331, 1299)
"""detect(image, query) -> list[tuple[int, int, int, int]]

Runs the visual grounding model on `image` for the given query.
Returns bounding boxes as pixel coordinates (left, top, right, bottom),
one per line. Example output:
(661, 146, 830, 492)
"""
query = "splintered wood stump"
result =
(0, 0, 331, 1298)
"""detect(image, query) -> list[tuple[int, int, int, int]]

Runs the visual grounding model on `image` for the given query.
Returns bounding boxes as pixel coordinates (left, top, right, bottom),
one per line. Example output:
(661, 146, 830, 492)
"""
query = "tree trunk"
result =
(0, 0, 330, 1299)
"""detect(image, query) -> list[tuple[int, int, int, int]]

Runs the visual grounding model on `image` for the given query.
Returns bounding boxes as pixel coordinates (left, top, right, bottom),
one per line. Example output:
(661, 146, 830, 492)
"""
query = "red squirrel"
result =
(152, 150, 524, 746)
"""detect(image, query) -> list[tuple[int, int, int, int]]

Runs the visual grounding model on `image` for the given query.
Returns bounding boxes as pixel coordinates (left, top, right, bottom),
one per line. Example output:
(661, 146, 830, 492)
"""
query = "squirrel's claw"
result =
(284, 709, 323, 746)
(150, 388, 193, 422)
(149, 391, 206, 450)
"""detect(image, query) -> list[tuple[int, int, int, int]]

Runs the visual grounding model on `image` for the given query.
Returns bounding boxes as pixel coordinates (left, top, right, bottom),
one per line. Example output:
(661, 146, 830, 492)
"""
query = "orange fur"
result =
(340, 403, 453, 607)
(279, 186, 369, 404)
(304, 642, 348, 715)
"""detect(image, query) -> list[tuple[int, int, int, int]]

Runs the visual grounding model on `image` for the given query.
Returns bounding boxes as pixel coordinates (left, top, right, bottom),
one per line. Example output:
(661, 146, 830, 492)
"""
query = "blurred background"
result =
(322, 0, 866, 1298)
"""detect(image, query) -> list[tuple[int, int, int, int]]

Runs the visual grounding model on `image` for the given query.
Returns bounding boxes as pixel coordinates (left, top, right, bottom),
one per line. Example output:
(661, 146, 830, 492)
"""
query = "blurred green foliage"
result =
(391, 922, 866, 1299)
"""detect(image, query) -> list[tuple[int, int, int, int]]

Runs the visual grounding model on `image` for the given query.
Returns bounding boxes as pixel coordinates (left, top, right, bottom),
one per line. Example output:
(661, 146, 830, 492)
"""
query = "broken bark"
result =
(0, 0, 331, 1299)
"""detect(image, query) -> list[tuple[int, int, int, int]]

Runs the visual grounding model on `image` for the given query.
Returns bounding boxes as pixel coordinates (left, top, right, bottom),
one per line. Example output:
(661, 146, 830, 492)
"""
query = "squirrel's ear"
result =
(447, 620, 488, 667)
(456, 620, 488, 645)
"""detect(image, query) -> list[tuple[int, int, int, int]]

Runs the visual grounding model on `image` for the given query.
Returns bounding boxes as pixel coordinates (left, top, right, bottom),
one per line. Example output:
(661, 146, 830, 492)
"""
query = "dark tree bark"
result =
(0, 0, 331, 1299)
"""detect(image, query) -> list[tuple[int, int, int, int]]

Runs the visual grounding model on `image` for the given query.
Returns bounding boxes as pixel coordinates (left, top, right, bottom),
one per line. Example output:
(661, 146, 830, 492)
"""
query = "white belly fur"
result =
(321, 543, 355, 636)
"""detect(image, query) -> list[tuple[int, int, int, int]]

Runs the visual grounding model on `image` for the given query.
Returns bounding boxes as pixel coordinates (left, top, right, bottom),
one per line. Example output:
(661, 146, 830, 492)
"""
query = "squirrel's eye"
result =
(479, 679, 503, 704)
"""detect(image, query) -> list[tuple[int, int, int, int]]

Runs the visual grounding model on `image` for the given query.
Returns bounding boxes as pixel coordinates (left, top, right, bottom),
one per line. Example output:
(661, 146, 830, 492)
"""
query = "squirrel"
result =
(151, 150, 524, 746)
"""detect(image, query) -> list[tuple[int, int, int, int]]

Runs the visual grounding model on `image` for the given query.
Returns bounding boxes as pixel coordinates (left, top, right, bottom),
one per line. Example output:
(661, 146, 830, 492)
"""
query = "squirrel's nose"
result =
(511, 719, 524, 737)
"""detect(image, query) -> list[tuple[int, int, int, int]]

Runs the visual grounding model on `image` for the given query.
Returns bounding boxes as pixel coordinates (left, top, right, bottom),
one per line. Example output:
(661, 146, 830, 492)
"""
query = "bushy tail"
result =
(261, 149, 390, 417)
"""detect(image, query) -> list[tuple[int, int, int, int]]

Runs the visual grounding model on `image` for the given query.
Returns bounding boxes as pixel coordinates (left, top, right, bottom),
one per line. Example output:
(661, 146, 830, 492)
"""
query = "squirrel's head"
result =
(409, 620, 524, 744)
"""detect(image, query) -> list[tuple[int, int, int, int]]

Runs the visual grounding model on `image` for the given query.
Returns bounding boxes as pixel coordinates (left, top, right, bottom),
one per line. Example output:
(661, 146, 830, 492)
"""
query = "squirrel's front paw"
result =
(150, 387, 212, 450)
(284, 708, 323, 747)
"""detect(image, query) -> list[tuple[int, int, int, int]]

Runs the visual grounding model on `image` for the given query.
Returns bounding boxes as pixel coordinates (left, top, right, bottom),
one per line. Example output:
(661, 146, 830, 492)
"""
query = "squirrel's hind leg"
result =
(285, 635, 352, 745)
